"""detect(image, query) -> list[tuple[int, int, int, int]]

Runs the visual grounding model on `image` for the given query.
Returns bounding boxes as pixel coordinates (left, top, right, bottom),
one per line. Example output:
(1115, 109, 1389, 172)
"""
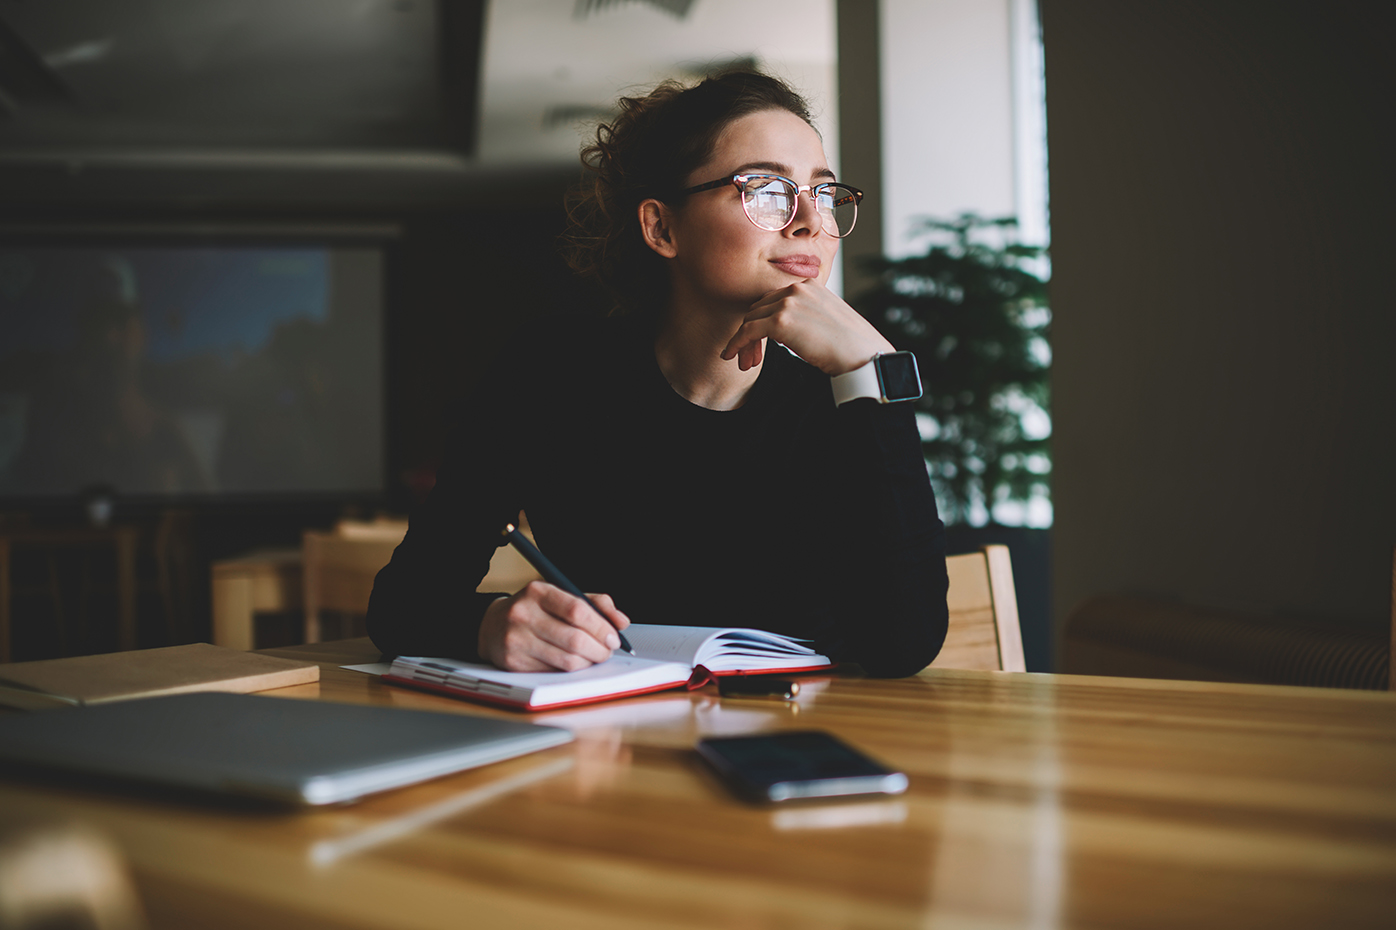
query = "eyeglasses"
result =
(678, 173, 863, 238)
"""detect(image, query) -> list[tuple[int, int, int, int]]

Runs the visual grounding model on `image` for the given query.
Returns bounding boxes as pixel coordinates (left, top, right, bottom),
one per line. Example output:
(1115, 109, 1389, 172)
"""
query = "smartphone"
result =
(695, 731, 908, 803)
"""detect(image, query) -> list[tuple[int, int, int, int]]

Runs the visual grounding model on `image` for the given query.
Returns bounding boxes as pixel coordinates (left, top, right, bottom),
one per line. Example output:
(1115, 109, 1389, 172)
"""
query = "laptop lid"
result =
(0, 692, 574, 805)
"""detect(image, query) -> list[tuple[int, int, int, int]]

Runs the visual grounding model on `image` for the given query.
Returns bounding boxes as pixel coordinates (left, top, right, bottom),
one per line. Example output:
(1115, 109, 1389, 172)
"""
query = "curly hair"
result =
(561, 70, 815, 317)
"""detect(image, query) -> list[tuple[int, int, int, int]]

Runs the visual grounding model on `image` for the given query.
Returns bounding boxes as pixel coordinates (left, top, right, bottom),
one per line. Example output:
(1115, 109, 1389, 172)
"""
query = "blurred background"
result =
(0, 1, 1389, 687)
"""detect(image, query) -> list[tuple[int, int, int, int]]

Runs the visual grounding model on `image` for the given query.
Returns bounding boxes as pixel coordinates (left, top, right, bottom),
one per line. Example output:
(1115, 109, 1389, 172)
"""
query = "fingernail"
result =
(606, 633, 620, 649)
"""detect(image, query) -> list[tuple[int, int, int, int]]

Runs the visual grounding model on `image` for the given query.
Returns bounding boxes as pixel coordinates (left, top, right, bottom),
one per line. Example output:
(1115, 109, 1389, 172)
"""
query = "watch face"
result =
(876, 352, 922, 402)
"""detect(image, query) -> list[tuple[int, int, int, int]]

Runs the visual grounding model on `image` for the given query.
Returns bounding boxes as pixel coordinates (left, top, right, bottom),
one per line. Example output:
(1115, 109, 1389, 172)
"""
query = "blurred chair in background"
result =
(213, 515, 543, 649)
(0, 524, 138, 662)
(302, 517, 409, 644)
(210, 547, 303, 651)
(302, 515, 543, 644)
(150, 508, 197, 646)
(1061, 594, 1390, 690)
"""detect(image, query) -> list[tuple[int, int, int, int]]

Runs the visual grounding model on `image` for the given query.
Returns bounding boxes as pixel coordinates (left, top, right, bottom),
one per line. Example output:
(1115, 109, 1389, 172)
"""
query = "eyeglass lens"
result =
(741, 178, 858, 237)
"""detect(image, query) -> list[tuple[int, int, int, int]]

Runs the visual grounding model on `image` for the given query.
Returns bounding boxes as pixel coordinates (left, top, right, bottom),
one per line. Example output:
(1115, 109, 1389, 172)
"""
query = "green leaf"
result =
(853, 213, 1052, 526)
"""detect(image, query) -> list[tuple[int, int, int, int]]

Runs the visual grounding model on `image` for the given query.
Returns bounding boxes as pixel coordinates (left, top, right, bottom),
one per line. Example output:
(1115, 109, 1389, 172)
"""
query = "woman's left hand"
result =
(721, 280, 896, 376)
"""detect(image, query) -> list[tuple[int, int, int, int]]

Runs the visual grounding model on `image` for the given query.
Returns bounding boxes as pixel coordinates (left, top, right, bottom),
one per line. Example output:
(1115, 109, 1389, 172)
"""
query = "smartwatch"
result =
(830, 351, 923, 406)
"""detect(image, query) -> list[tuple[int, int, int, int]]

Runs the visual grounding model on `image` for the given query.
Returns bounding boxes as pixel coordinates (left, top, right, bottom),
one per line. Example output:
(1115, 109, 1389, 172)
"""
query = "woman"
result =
(367, 71, 948, 678)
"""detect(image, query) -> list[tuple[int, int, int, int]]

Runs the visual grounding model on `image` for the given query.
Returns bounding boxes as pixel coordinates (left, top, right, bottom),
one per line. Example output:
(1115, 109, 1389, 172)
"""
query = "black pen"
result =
(501, 523, 636, 656)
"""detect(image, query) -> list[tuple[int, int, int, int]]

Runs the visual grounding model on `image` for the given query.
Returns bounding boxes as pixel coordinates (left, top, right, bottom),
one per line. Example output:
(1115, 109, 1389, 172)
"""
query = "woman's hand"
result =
(721, 280, 896, 375)
(478, 581, 631, 672)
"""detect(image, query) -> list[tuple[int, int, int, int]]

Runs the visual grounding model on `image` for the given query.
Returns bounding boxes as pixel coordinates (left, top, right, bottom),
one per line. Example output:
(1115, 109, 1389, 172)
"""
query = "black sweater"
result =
(366, 316, 948, 678)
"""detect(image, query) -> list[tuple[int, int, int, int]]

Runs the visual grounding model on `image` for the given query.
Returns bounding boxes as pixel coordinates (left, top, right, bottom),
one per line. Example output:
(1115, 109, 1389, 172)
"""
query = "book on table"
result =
(385, 623, 835, 711)
(0, 643, 320, 711)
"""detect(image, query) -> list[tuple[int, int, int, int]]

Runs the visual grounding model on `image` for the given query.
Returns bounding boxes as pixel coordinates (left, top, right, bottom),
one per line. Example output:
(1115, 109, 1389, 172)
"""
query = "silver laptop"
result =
(0, 692, 574, 805)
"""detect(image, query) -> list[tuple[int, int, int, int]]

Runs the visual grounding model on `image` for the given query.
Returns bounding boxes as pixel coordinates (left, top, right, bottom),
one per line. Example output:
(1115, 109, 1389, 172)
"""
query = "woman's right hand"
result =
(478, 581, 630, 672)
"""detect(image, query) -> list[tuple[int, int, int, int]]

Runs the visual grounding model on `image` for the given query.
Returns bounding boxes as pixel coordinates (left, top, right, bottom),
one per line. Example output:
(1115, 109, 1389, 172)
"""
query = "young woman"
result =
(367, 71, 948, 678)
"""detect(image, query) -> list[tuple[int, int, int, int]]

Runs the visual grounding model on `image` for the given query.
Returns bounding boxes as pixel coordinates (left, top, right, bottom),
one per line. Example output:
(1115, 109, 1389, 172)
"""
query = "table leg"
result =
(212, 575, 256, 651)
(0, 540, 9, 663)
(46, 550, 68, 655)
(115, 529, 137, 651)
(302, 534, 321, 645)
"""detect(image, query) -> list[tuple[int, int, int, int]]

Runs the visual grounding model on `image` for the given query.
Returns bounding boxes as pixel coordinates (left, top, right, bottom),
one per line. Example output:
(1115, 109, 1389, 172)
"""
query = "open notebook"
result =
(385, 624, 835, 711)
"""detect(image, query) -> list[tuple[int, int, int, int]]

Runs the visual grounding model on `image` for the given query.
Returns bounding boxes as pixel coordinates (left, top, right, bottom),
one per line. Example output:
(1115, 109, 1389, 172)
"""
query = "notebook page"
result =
(622, 625, 733, 664)
(396, 655, 675, 690)
(623, 624, 829, 672)
(715, 630, 813, 650)
(392, 654, 689, 706)
(696, 629, 819, 666)
(699, 652, 833, 672)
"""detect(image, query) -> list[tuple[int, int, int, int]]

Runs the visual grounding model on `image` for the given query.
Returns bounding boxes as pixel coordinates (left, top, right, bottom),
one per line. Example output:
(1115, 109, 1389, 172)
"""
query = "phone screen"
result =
(696, 731, 908, 802)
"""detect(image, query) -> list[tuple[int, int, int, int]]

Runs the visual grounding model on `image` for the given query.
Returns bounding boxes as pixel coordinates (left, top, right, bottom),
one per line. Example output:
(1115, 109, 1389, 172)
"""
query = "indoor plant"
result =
(855, 214, 1051, 526)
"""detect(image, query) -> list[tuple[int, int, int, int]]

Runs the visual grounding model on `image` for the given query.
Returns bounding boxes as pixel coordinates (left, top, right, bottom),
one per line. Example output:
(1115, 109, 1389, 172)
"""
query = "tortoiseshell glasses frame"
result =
(678, 173, 864, 238)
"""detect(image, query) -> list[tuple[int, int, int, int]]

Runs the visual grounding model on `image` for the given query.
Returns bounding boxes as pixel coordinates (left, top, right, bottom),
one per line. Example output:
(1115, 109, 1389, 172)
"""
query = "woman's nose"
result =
(787, 188, 826, 237)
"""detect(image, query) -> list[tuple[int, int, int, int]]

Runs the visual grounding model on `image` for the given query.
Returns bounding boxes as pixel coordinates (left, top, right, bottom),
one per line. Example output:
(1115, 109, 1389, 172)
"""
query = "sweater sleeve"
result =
(821, 398, 948, 677)
(365, 370, 528, 660)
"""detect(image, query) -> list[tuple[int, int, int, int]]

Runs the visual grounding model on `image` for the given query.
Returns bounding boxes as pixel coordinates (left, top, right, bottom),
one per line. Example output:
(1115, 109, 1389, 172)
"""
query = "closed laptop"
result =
(0, 692, 574, 805)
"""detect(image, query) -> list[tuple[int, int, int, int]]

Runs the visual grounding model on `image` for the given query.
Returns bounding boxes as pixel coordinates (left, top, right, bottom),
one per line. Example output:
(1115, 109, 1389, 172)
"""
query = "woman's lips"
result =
(770, 254, 822, 278)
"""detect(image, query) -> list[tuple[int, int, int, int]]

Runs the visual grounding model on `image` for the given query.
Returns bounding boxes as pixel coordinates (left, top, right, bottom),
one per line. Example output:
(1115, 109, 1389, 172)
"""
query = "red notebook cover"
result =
(382, 673, 690, 711)
(382, 624, 836, 712)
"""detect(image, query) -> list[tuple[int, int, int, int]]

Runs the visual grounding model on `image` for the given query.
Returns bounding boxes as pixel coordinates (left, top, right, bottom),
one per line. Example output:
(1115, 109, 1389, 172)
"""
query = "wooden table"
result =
(2, 638, 1395, 929)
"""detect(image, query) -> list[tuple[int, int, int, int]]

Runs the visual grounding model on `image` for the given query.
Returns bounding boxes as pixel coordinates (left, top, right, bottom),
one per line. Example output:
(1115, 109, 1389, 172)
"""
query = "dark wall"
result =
(1043, 2, 1395, 648)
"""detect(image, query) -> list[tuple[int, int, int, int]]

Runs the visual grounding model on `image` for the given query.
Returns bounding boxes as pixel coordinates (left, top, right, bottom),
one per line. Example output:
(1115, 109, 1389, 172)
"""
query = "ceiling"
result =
(0, 0, 835, 209)
(478, 0, 836, 164)
(0, 0, 834, 161)
(0, 0, 451, 149)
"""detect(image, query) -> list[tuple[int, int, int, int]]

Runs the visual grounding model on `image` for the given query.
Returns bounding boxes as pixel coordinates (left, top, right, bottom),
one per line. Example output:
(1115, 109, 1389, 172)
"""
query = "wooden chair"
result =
(1060, 595, 1389, 690)
(210, 548, 303, 651)
(301, 517, 543, 645)
(924, 544, 1026, 672)
(0, 525, 138, 661)
(302, 518, 409, 644)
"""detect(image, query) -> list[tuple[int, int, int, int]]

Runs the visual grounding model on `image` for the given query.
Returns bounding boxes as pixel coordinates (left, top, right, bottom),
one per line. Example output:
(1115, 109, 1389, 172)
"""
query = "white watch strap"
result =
(830, 357, 883, 406)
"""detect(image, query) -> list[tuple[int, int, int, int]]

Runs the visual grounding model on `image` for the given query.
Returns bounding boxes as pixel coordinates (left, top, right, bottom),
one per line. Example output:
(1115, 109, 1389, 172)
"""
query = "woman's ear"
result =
(638, 199, 679, 259)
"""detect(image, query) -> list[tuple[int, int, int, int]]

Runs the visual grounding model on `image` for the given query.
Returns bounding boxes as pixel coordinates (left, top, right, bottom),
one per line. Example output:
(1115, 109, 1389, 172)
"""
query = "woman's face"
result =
(658, 108, 841, 312)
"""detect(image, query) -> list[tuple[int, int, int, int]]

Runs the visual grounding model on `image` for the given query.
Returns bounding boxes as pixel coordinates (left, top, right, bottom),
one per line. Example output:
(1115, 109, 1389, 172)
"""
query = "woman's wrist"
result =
(478, 595, 510, 659)
(827, 337, 897, 377)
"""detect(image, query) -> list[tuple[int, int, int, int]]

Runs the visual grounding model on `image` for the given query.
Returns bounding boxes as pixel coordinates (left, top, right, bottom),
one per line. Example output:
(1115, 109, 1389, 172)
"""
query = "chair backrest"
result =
(300, 517, 543, 643)
(302, 520, 408, 644)
(924, 544, 1026, 672)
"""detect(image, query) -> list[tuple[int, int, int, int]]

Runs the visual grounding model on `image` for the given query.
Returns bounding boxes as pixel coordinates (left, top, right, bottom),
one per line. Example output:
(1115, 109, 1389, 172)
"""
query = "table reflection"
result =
(772, 799, 909, 831)
(308, 755, 574, 867)
(532, 678, 832, 739)
(925, 676, 1064, 928)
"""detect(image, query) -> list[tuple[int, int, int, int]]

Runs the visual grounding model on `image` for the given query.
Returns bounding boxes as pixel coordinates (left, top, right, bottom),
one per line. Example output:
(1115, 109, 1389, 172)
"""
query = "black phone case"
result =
(696, 730, 908, 803)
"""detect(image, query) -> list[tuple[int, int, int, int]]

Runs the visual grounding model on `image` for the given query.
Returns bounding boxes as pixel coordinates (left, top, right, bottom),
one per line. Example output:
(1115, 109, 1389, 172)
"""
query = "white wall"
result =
(880, 0, 1017, 257)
